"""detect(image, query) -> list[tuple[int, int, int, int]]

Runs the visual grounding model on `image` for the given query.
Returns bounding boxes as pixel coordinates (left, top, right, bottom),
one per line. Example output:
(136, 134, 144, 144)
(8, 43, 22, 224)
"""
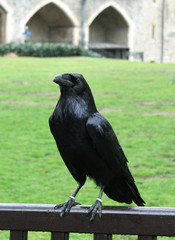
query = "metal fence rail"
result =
(0, 203, 175, 240)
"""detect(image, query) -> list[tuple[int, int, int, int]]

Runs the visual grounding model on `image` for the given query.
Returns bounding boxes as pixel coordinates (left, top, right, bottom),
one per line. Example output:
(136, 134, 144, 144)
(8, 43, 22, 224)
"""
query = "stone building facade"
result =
(0, 0, 174, 62)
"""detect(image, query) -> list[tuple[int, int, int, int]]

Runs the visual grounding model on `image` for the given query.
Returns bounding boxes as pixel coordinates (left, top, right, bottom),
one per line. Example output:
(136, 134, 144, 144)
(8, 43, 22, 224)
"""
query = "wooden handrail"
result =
(0, 203, 175, 240)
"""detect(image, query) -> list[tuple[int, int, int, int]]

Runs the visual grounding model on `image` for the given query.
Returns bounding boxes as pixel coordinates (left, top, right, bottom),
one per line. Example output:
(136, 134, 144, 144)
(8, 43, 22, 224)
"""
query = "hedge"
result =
(0, 43, 101, 58)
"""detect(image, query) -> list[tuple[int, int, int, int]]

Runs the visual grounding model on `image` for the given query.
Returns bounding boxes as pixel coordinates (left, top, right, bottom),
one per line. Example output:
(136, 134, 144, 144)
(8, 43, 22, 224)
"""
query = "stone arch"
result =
(88, 1, 132, 30)
(0, 0, 13, 42)
(22, 0, 79, 44)
(87, 1, 134, 53)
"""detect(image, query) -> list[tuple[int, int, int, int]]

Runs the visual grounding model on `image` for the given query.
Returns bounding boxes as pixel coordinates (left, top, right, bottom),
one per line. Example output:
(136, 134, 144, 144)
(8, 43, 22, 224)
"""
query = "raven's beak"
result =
(53, 74, 74, 87)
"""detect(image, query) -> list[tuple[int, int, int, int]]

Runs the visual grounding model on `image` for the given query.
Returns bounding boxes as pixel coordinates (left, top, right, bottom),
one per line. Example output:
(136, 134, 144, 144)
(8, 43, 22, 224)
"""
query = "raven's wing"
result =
(86, 112, 132, 178)
(86, 112, 145, 206)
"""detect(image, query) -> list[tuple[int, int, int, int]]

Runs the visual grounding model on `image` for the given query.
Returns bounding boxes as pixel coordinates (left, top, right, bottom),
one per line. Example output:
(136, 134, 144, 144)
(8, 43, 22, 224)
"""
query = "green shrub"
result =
(0, 43, 10, 55)
(0, 42, 101, 57)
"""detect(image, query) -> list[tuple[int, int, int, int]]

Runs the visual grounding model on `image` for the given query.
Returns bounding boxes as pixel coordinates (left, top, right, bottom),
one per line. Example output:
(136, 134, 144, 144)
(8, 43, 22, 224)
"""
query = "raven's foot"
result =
(54, 196, 81, 217)
(88, 198, 102, 221)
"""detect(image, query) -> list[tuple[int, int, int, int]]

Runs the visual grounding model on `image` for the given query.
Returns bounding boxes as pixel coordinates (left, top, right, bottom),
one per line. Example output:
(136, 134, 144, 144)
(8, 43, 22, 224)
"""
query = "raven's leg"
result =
(54, 183, 84, 216)
(88, 186, 104, 221)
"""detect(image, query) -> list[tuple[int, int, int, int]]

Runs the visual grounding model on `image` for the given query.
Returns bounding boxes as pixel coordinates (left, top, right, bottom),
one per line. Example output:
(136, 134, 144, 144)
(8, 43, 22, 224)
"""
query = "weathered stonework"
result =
(0, 0, 174, 62)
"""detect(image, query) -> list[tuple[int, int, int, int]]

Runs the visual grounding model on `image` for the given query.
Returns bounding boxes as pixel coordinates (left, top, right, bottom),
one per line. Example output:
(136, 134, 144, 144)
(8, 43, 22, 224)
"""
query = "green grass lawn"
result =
(0, 57, 175, 240)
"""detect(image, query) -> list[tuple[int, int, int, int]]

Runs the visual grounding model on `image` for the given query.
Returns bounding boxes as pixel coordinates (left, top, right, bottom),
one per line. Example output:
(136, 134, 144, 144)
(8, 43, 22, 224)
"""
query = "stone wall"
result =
(0, 0, 174, 62)
(163, 0, 175, 63)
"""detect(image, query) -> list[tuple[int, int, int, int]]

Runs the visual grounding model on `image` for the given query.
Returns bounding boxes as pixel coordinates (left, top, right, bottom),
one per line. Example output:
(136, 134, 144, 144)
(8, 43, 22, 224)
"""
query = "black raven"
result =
(49, 73, 145, 221)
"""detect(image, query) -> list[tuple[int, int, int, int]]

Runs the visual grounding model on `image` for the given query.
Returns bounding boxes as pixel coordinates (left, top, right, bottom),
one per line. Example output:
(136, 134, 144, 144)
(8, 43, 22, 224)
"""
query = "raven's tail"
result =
(126, 181, 145, 206)
(104, 178, 145, 206)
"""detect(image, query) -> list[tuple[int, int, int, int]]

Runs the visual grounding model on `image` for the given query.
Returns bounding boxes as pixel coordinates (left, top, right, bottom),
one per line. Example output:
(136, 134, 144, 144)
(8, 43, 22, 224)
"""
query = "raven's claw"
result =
(55, 198, 81, 216)
(88, 199, 102, 221)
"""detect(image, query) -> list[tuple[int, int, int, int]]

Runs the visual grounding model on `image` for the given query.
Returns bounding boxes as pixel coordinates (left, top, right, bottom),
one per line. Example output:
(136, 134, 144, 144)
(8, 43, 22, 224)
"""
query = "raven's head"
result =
(53, 73, 88, 94)
(53, 72, 97, 113)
